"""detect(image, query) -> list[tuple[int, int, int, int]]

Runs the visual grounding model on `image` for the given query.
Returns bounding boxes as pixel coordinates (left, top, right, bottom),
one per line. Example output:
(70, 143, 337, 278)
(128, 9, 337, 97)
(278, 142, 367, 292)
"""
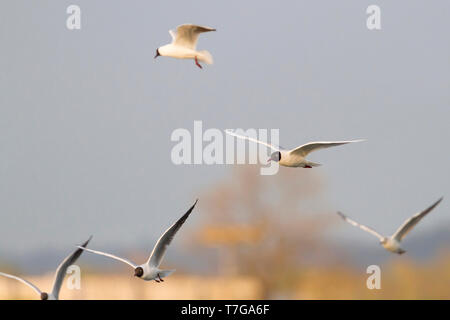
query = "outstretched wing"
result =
(76, 247, 138, 269)
(147, 200, 198, 267)
(392, 197, 443, 242)
(225, 130, 282, 151)
(0, 272, 42, 296)
(51, 236, 92, 299)
(337, 211, 384, 241)
(289, 140, 365, 157)
(172, 24, 215, 50)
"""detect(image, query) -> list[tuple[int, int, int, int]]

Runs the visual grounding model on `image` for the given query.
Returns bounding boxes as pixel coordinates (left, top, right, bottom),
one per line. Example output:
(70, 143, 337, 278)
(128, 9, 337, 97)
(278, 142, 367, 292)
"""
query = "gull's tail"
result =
(199, 50, 213, 65)
(159, 269, 176, 278)
(305, 161, 321, 167)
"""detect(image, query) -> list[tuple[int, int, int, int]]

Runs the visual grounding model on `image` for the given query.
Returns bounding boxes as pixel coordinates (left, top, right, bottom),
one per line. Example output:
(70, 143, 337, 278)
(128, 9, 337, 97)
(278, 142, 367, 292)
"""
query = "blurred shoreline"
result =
(1, 250, 449, 299)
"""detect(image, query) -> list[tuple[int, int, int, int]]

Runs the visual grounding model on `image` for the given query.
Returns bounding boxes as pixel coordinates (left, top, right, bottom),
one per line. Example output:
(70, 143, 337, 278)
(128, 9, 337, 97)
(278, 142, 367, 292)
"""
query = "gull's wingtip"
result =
(336, 211, 346, 219)
(78, 235, 93, 248)
(433, 197, 444, 207)
(185, 199, 199, 214)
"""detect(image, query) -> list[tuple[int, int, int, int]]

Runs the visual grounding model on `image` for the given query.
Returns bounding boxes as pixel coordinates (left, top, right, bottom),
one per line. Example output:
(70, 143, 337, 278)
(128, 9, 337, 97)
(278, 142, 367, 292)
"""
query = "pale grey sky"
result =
(0, 1, 449, 259)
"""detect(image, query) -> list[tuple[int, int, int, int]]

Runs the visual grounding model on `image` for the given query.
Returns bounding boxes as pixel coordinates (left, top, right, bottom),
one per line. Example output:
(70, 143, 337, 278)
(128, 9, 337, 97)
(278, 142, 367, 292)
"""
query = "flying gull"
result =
(154, 24, 216, 69)
(0, 236, 92, 300)
(225, 129, 364, 168)
(337, 197, 443, 254)
(77, 200, 198, 282)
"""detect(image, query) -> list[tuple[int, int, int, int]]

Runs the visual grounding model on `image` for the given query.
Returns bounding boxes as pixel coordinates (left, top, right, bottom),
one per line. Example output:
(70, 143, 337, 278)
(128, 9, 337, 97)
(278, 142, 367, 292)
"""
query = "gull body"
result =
(155, 24, 216, 69)
(138, 264, 174, 281)
(225, 130, 364, 168)
(380, 238, 404, 254)
(78, 200, 197, 283)
(0, 236, 92, 300)
(337, 197, 443, 254)
(157, 45, 211, 63)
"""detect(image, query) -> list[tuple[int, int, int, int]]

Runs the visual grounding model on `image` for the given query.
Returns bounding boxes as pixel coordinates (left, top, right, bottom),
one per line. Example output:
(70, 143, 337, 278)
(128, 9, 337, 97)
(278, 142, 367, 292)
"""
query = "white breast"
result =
(279, 152, 305, 167)
(382, 238, 401, 252)
(160, 44, 198, 60)
(140, 264, 159, 281)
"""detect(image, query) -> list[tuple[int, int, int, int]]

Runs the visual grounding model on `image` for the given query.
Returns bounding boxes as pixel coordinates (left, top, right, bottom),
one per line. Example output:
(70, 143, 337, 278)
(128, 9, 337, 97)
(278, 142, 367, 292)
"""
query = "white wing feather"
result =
(51, 236, 92, 299)
(337, 211, 385, 241)
(225, 130, 282, 151)
(290, 140, 365, 157)
(76, 247, 138, 269)
(0, 272, 42, 296)
(147, 200, 198, 267)
(172, 24, 215, 50)
(392, 197, 443, 241)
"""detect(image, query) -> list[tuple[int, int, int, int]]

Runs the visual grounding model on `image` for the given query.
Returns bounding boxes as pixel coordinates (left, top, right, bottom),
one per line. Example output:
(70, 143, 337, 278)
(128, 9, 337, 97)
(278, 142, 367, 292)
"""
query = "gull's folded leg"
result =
(195, 57, 202, 69)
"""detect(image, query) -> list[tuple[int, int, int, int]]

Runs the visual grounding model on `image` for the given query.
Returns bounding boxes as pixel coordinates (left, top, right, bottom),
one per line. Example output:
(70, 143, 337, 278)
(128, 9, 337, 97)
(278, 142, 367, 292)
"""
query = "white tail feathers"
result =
(159, 269, 176, 278)
(305, 161, 321, 167)
(199, 50, 213, 65)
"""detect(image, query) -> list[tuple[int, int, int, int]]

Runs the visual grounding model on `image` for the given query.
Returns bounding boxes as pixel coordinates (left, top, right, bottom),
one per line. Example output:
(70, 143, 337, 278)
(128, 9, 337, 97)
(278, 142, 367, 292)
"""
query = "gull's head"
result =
(268, 151, 281, 163)
(380, 238, 388, 245)
(154, 48, 161, 59)
(40, 292, 49, 300)
(134, 267, 144, 278)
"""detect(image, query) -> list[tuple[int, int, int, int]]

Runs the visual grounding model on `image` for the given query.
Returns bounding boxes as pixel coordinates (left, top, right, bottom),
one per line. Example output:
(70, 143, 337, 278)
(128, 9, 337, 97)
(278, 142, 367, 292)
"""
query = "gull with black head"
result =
(78, 200, 198, 283)
(0, 236, 92, 300)
(154, 24, 216, 69)
(225, 130, 364, 168)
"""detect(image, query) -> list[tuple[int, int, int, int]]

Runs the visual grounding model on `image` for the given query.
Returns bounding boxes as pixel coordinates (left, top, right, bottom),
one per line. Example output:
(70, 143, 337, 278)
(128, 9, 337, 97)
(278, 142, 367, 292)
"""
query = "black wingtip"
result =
(185, 199, 198, 215)
(336, 211, 350, 221)
(432, 197, 444, 208)
(80, 235, 93, 248)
